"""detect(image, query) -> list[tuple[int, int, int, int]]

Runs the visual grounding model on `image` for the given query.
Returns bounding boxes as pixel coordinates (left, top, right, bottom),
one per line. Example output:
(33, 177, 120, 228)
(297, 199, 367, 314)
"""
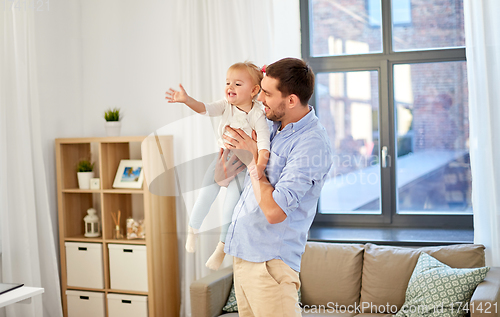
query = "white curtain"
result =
(0, 4, 63, 317)
(169, 1, 300, 316)
(464, 0, 500, 267)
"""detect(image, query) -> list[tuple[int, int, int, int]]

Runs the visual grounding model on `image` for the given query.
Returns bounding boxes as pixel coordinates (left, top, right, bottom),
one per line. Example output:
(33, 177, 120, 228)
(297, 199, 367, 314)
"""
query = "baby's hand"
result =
(165, 84, 188, 103)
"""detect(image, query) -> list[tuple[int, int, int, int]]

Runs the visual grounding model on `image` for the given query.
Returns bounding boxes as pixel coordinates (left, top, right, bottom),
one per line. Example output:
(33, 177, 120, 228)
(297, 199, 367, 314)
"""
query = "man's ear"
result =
(288, 94, 301, 109)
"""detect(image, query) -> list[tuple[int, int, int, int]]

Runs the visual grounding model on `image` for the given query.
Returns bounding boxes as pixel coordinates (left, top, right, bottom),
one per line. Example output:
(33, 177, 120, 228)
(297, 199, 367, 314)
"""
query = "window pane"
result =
(392, 0, 465, 51)
(394, 62, 471, 214)
(392, 0, 412, 25)
(310, 0, 383, 57)
(317, 71, 381, 214)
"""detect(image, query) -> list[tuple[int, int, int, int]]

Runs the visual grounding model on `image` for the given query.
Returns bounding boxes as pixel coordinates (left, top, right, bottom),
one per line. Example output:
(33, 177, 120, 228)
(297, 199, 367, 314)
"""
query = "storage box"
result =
(65, 242, 104, 289)
(108, 244, 148, 292)
(107, 293, 148, 317)
(66, 290, 105, 317)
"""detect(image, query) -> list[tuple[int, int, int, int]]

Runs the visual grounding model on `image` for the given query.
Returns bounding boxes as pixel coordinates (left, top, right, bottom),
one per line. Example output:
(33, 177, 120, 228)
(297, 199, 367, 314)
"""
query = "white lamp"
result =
(84, 208, 101, 237)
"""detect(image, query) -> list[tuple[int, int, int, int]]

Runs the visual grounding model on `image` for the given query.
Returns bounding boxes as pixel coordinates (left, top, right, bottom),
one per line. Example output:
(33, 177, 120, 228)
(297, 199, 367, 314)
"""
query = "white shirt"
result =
(204, 99, 271, 152)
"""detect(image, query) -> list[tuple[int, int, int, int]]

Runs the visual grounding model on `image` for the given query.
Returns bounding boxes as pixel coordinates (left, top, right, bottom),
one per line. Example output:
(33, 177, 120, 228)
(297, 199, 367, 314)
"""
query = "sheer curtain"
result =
(464, 0, 500, 267)
(0, 4, 63, 317)
(171, 1, 300, 316)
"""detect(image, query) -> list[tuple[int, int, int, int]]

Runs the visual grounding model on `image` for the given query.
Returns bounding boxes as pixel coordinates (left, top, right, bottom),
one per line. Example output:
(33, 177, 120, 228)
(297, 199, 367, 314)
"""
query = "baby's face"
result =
(225, 69, 257, 107)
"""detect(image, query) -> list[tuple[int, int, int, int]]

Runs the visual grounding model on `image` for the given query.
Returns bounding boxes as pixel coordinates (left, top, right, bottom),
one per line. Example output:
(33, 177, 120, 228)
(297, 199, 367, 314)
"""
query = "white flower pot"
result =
(77, 172, 95, 189)
(105, 121, 121, 137)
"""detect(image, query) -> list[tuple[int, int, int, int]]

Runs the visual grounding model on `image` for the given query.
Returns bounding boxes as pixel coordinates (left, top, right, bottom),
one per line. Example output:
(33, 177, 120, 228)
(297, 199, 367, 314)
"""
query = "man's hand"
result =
(214, 148, 246, 187)
(223, 127, 258, 166)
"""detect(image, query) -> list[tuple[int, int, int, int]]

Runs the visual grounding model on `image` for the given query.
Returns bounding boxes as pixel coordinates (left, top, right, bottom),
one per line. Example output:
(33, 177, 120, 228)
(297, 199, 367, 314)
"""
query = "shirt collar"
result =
(273, 105, 316, 135)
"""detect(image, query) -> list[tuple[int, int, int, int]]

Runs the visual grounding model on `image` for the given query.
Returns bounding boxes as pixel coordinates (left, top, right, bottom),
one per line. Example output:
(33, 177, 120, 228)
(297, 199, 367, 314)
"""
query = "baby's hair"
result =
(228, 62, 264, 96)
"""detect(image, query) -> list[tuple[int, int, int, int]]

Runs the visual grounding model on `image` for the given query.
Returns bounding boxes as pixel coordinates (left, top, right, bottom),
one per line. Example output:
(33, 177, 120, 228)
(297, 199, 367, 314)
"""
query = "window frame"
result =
(300, 0, 472, 229)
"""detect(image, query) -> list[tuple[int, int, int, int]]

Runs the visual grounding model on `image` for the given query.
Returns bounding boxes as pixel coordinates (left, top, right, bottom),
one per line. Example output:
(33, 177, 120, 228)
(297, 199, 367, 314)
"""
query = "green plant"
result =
(77, 159, 94, 172)
(104, 107, 121, 122)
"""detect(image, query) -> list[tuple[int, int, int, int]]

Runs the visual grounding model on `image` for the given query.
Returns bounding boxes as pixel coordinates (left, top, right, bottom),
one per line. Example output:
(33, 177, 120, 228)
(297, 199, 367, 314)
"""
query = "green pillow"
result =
(222, 283, 302, 313)
(395, 252, 490, 317)
(222, 284, 238, 313)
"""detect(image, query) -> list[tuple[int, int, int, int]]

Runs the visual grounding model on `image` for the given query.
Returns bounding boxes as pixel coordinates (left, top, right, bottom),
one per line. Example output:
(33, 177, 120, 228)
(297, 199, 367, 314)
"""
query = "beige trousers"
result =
(233, 257, 301, 317)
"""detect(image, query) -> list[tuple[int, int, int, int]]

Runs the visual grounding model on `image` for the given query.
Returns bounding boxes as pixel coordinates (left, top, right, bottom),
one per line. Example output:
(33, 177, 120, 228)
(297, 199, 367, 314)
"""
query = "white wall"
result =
(80, 0, 182, 138)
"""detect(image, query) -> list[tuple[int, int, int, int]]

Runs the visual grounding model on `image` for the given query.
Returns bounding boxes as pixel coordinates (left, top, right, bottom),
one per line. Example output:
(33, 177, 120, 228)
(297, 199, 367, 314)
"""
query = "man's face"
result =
(258, 76, 286, 122)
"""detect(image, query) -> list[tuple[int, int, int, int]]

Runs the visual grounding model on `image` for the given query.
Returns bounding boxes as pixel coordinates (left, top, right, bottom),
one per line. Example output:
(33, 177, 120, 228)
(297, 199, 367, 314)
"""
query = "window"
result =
(301, 0, 471, 228)
(369, 0, 411, 26)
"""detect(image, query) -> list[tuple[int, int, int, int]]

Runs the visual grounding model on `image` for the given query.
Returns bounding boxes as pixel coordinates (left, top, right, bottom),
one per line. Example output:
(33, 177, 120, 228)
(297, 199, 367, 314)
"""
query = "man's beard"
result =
(265, 100, 286, 122)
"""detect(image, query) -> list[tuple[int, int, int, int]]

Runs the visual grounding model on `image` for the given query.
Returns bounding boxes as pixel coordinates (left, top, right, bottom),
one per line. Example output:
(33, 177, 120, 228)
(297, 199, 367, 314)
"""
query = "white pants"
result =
(188, 157, 246, 242)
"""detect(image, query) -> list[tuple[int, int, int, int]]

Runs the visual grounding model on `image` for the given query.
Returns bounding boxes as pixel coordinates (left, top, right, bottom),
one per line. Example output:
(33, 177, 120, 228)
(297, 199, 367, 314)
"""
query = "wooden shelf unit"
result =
(55, 136, 179, 317)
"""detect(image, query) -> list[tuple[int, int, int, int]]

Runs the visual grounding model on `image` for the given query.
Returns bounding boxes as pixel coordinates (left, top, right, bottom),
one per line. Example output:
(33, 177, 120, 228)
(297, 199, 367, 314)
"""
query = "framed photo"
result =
(113, 160, 144, 189)
(90, 178, 101, 190)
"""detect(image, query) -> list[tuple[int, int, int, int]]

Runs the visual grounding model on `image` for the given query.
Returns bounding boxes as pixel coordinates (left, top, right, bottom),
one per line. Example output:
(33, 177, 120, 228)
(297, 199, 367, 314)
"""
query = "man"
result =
(218, 57, 333, 316)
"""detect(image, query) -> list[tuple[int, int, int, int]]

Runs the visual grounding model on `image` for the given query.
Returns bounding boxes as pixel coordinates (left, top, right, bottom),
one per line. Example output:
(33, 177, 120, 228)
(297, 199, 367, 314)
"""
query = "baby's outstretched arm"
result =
(165, 84, 206, 114)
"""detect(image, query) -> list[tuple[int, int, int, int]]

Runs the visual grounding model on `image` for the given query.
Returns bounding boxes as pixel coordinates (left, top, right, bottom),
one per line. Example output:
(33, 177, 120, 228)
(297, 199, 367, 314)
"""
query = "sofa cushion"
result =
(360, 243, 485, 313)
(300, 242, 364, 307)
(394, 252, 489, 317)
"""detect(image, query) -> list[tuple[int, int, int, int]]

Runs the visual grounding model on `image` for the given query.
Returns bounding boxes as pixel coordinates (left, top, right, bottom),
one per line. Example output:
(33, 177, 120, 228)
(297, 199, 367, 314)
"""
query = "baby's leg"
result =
(206, 169, 246, 269)
(205, 241, 225, 270)
(231, 148, 254, 167)
(220, 168, 246, 242)
(186, 158, 221, 252)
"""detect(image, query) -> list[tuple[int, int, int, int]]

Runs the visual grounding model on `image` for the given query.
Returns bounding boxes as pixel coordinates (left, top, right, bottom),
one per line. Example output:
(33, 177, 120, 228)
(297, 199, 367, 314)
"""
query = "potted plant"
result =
(104, 107, 122, 137)
(77, 158, 95, 189)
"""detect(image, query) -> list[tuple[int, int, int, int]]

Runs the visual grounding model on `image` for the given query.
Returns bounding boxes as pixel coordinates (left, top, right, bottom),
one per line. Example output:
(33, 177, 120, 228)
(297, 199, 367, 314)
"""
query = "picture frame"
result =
(112, 159, 144, 189)
(90, 178, 101, 190)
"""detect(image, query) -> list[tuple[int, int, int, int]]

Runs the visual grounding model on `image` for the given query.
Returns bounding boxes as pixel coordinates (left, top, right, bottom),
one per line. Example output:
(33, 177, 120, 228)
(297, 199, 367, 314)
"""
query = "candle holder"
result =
(84, 208, 100, 238)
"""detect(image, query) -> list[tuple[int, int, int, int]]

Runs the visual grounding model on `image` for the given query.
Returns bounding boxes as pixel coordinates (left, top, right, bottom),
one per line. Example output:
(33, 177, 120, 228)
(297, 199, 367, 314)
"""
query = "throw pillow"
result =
(395, 252, 489, 317)
(222, 284, 238, 313)
(222, 284, 302, 313)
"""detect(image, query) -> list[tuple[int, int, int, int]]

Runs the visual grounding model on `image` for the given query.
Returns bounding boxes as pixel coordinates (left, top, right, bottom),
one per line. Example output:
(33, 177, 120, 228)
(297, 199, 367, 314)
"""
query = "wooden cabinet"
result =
(55, 136, 179, 317)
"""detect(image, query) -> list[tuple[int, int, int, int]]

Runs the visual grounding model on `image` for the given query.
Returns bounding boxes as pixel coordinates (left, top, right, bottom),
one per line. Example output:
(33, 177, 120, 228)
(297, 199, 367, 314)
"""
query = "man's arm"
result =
(224, 126, 286, 224)
(248, 164, 287, 224)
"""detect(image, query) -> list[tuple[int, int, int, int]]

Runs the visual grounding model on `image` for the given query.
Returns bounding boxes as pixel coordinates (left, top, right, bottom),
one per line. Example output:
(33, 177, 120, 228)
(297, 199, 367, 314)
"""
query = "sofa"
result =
(190, 242, 500, 317)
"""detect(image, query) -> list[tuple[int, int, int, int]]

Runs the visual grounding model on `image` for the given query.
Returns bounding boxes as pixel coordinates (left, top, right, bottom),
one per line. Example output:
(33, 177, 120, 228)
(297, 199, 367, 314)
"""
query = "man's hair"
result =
(228, 61, 264, 88)
(265, 58, 315, 106)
